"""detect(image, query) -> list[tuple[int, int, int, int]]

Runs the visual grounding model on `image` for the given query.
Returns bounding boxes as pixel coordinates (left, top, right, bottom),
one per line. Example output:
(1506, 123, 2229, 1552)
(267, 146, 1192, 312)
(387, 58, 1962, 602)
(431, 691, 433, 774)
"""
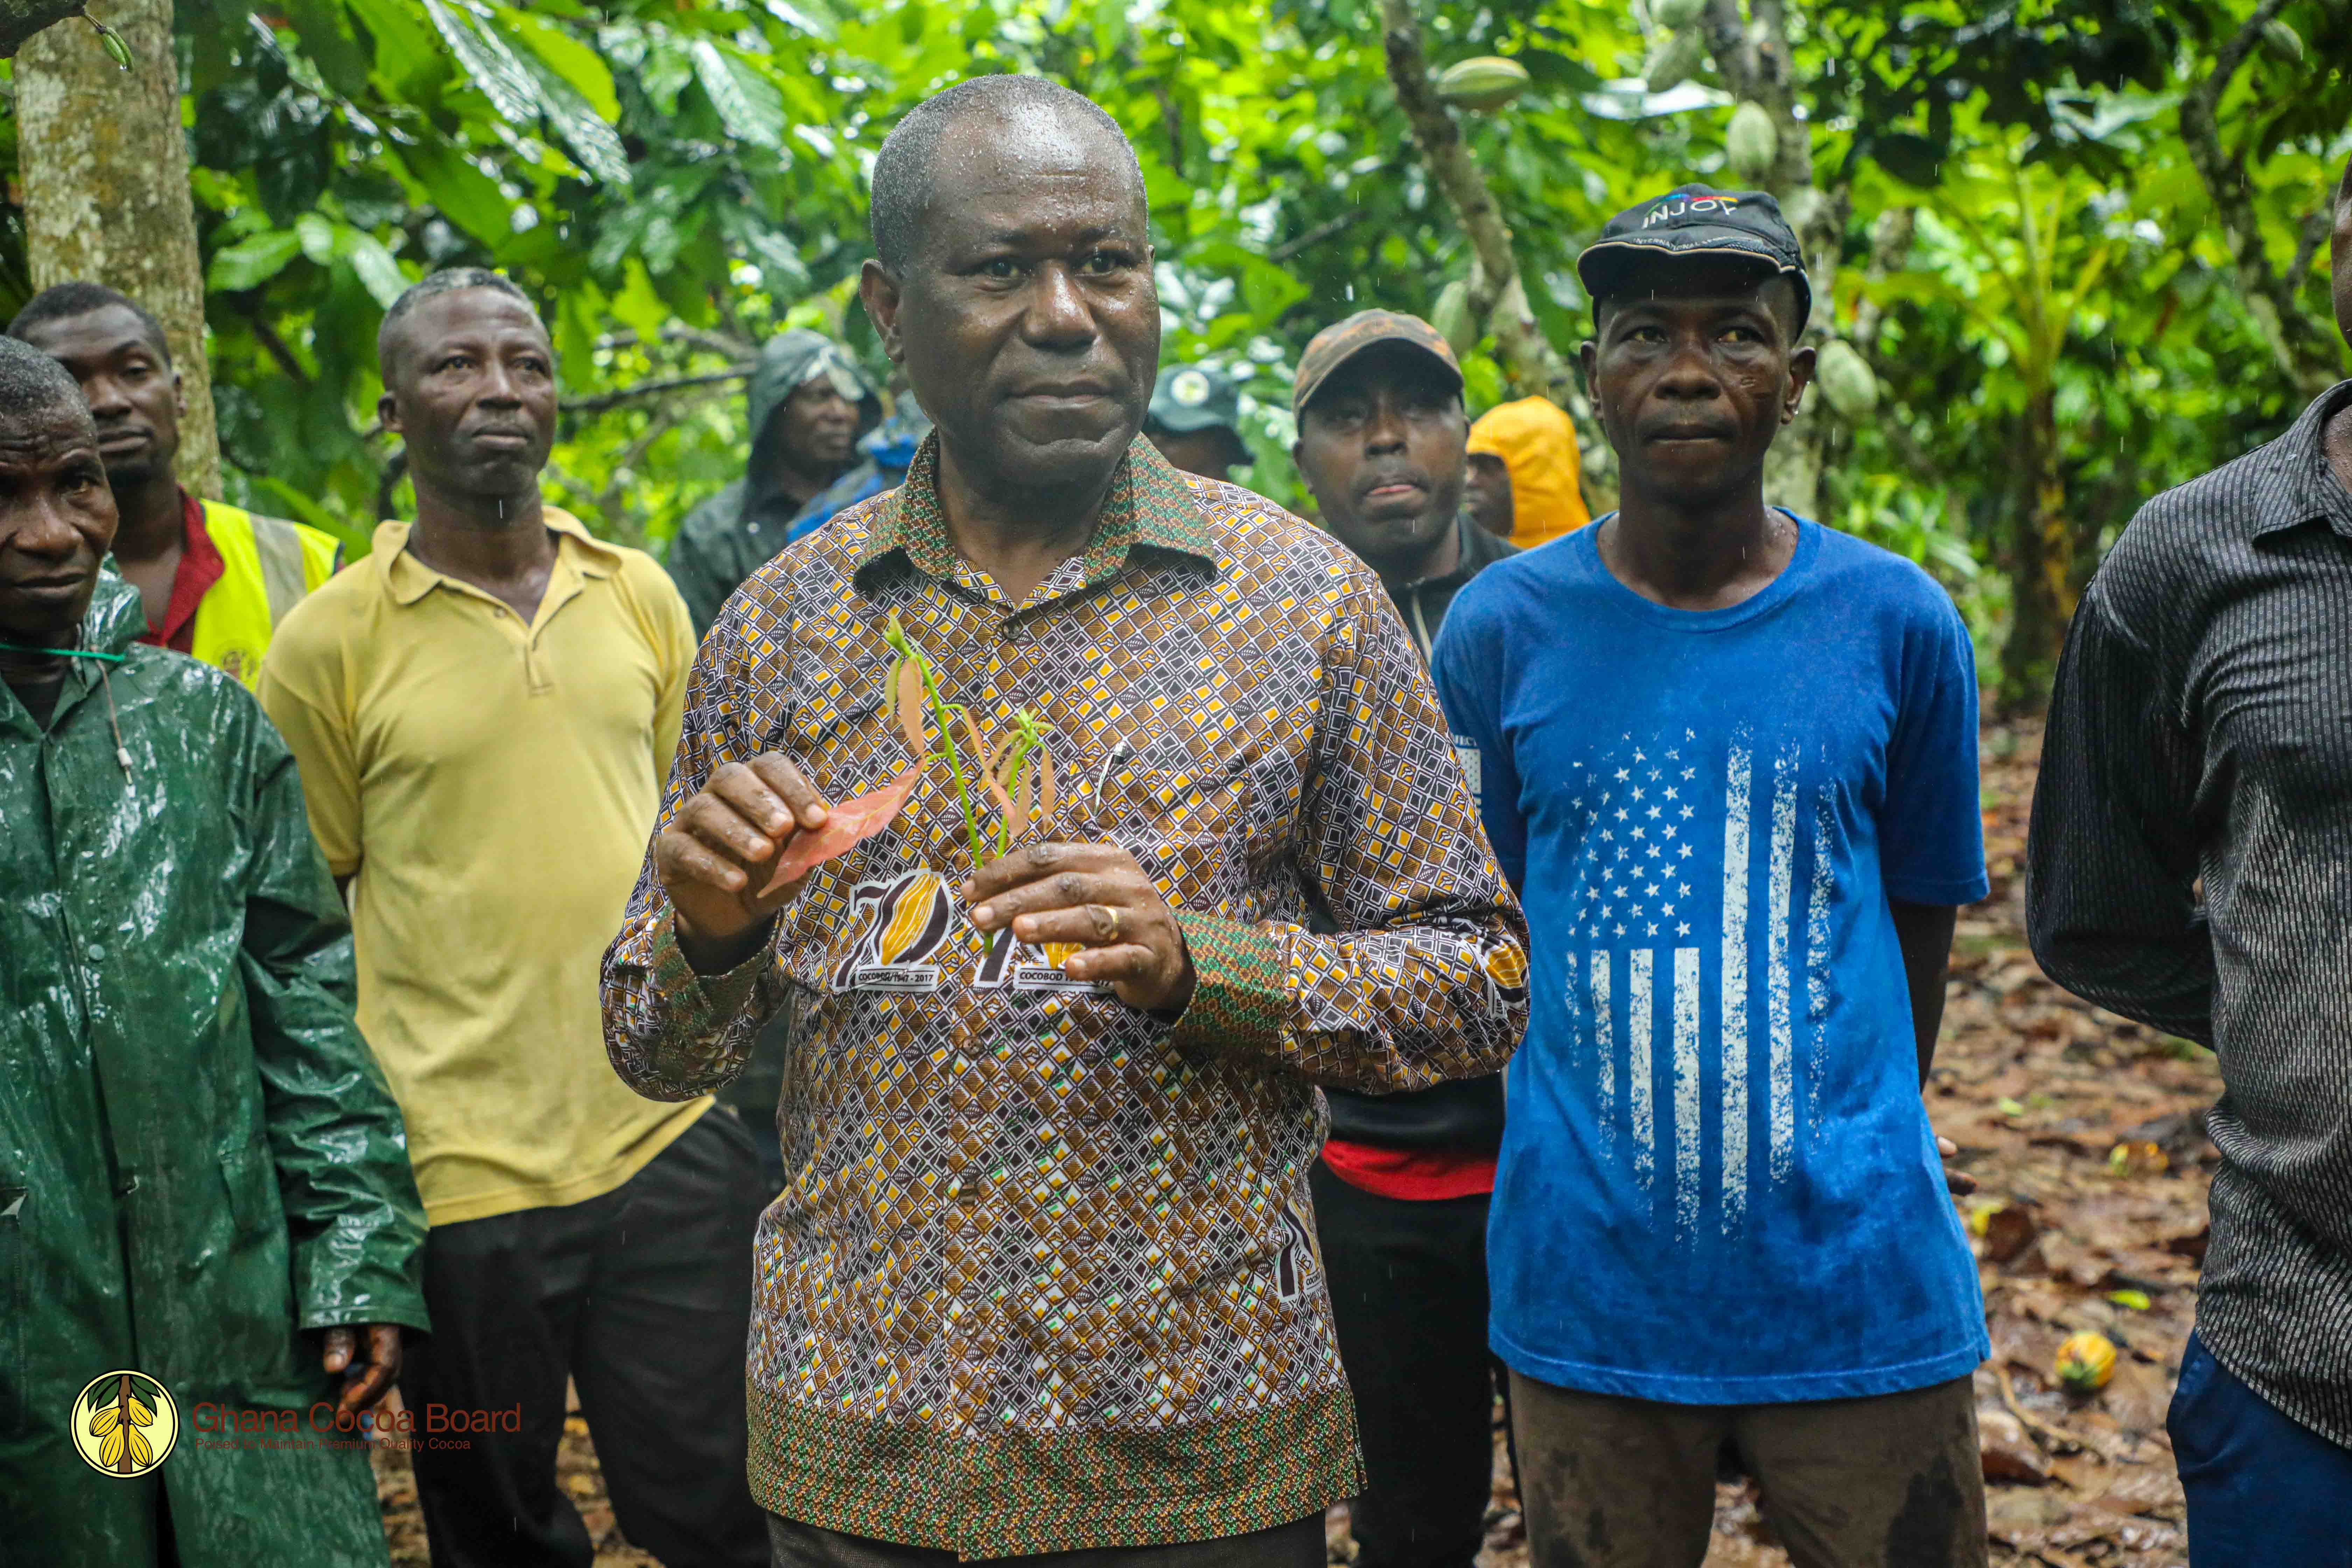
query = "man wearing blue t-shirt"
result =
(1432, 187, 1990, 1565)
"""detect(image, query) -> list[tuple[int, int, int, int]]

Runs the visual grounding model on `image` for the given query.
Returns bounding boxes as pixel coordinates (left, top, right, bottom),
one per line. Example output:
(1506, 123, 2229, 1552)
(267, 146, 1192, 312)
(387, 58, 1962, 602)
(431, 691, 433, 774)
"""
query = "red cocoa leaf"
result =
(1038, 746, 1056, 821)
(960, 710, 1018, 823)
(892, 658, 927, 762)
(1017, 746, 1037, 830)
(758, 763, 924, 895)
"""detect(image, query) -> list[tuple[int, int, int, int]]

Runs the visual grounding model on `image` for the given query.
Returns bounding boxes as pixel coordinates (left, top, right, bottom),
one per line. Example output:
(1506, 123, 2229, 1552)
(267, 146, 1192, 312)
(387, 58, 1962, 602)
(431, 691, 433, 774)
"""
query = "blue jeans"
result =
(2169, 1331, 2352, 1566)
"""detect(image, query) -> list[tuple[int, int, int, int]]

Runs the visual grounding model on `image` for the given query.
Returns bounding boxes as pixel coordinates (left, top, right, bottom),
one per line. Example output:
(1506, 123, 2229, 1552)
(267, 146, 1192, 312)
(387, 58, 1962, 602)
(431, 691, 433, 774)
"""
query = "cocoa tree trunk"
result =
(1998, 385, 2072, 712)
(18, 0, 220, 498)
(1376, 0, 1616, 507)
(1699, 0, 1848, 521)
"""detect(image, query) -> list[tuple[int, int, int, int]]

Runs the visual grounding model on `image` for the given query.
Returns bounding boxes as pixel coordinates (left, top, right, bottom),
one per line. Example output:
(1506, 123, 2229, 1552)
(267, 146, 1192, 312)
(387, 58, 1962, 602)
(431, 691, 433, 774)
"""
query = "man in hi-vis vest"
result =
(11, 282, 340, 689)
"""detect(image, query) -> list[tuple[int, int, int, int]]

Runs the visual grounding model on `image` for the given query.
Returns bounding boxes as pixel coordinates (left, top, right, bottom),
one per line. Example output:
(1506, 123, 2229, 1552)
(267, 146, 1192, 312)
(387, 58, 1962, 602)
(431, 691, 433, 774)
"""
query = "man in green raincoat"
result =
(0, 337, 428, 1563)
(665, 327, 880, 636)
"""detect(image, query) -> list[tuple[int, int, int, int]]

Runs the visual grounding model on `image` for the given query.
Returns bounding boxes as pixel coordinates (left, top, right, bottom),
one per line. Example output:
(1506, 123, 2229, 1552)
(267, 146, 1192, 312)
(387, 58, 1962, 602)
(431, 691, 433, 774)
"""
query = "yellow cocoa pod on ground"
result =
(2055, 1330, 2117, 1394)
(1436, 57, 1531, 113)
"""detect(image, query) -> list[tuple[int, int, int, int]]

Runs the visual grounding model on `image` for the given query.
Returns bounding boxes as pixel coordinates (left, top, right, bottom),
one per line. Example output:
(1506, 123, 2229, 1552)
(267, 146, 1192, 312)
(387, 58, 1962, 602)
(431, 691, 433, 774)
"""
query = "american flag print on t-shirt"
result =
(1557, 723, 1842, 1236)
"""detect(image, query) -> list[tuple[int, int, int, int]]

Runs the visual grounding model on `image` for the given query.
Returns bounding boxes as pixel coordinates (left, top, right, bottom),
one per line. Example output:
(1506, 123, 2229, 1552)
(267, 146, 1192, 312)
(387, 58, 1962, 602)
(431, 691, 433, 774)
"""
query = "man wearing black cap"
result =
(1144, 360, 1250, 482)
(1290, 307, 1515, 1568)
(1432, 188, 1991, 1563)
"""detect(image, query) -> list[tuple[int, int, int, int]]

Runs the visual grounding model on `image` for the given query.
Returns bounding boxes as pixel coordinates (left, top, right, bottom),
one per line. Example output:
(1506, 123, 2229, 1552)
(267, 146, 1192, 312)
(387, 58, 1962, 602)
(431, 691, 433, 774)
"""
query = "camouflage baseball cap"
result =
(1148, 362, 1241, 434)
(1292, 310, 1462, 419)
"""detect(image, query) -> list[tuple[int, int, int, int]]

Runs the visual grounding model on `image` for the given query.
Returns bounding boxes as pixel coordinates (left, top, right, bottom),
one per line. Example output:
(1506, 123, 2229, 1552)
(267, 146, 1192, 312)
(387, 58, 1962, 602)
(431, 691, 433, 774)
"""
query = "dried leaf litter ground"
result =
(374, 719, 2214, 1567)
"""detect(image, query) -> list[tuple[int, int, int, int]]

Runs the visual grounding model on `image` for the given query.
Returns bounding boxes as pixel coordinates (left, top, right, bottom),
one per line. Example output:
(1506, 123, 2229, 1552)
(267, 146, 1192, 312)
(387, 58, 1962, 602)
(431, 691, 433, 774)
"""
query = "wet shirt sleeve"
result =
(2026, 584, 2214, 1042)
(1167, 573, 1530, 1092)
(602, 600, 790, 1101)
(1879, 593, 1990, 906)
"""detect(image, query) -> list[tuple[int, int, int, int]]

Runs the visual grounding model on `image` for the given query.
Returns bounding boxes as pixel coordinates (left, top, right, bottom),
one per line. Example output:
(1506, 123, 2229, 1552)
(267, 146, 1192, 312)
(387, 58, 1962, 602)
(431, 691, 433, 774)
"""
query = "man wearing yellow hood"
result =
(1464, 396, 1591, 549)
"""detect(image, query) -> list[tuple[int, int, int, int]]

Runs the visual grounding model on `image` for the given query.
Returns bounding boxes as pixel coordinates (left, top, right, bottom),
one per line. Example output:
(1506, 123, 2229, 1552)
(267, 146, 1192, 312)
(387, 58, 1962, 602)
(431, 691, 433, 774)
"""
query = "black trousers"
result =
(1309, 1161, 1501, 1568)
(401, 1107, 772, 1568)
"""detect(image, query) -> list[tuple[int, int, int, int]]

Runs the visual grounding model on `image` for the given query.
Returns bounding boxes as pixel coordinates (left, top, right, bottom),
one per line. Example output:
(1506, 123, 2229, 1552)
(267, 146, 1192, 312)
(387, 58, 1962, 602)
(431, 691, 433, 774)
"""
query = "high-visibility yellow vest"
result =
(187, 500, 342, 691)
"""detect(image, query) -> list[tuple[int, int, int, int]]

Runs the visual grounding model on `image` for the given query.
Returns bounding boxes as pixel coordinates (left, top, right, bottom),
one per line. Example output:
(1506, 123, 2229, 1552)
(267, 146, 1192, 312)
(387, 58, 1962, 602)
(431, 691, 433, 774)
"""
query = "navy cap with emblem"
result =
(1148, 363, 1241, 435)
(1574, 184, 1811, 331)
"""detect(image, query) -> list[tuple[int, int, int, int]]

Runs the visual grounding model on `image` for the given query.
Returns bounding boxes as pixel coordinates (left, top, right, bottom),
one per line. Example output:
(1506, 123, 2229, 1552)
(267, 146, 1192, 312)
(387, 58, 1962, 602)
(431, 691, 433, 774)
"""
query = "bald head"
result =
(868, 76, 1144, 276)
(0, 335, 115, 645)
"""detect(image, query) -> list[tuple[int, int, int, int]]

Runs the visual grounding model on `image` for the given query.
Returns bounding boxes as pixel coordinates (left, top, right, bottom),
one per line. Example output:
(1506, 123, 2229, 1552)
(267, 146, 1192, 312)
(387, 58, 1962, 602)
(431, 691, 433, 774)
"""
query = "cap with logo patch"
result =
(1291, 310, 1462, 420)
(1575, 184, 1811, 330)
(1148, 363, 1241, 434)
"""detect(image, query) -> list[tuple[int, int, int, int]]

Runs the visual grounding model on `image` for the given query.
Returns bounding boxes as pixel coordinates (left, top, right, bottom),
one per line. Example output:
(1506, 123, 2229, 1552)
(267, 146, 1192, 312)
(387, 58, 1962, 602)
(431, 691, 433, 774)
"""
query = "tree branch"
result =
(0, 0, 96, 60)
(1268, 211, 1362, 264)
(1849, 207, 1917, 356)
(592, 324, 755, 359)
(1375, 0, 1611, 496)
(2180, 0, 2338, 396)
(563, 366, 750, 416)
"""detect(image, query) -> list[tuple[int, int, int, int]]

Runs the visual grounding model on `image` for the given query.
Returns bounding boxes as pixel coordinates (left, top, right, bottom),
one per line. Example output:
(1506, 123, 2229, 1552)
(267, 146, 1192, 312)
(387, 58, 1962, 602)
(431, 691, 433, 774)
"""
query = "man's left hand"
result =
(966, 843, 1194, 1014)
(321, 1324, 403, 1417)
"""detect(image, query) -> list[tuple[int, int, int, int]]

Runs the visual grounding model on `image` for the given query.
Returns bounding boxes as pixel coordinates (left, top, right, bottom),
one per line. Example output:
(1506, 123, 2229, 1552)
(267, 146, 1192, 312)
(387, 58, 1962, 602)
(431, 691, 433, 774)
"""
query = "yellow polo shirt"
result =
(258, 509, 708, 1225)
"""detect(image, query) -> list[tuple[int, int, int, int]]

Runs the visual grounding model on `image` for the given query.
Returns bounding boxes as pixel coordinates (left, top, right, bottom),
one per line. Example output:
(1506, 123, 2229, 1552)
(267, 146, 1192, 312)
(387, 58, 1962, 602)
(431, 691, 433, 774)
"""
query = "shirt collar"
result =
(2249, 380, 2352, 542)
(376, 505, 617, 606)
(850, 430, 1218, 594)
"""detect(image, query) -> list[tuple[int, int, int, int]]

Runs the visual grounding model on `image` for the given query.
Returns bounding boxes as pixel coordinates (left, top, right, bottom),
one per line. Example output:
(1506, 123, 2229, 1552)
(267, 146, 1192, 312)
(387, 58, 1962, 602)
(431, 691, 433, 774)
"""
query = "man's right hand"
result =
(654, 753, 831, 973)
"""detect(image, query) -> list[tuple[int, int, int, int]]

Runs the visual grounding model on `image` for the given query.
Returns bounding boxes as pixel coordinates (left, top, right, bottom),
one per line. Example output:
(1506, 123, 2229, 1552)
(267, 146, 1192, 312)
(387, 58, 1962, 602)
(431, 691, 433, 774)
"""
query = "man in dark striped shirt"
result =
(2028, 153, 2352, 1559)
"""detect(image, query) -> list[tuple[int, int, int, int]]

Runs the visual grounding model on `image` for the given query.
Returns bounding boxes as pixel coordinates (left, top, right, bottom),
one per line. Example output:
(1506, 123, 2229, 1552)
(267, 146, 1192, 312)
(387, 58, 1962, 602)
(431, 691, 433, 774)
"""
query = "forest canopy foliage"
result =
(0, 0, 2346, 702)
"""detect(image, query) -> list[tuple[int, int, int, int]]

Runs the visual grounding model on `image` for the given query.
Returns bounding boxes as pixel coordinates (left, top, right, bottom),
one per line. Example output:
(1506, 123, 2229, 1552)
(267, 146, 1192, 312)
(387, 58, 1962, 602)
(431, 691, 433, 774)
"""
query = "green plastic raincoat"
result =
(0, 575, 430, 1567)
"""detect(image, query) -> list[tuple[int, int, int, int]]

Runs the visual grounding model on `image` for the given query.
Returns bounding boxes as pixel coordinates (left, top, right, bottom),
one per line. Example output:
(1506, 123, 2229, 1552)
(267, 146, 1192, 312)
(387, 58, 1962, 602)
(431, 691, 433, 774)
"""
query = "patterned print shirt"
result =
(602, 434, 1528, 1555)
(2029, 382, 2352, 1451)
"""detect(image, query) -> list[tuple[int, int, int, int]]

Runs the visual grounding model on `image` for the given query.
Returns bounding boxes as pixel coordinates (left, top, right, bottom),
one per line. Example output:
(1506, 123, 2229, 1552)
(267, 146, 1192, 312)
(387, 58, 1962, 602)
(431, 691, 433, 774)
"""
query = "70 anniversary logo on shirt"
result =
(829, 868, 1109, 995)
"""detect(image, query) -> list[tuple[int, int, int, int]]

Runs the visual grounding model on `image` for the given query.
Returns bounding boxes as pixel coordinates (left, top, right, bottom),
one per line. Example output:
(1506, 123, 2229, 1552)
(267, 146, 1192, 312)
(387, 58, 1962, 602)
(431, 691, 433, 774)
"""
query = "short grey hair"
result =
(868, 76, 1141, 274)
(0, 334, 96, 436)
(377, 267, 543, 383)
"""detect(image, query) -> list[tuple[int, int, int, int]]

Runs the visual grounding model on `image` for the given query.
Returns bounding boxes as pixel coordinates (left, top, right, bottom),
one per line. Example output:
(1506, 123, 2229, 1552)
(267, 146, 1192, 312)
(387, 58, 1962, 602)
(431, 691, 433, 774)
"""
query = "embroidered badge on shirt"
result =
(973, 926, 1109, 994)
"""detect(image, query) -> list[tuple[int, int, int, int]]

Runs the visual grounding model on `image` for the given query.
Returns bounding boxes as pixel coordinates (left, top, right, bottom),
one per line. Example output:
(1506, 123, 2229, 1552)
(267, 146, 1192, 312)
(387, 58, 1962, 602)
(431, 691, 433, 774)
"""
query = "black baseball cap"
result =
(1575, 184, 1811, 330)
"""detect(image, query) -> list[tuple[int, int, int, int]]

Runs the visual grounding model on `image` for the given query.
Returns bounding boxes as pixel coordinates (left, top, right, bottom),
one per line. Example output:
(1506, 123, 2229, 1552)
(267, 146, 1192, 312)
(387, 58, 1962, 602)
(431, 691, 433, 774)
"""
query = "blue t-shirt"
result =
(1432, 516, 1990, 1404)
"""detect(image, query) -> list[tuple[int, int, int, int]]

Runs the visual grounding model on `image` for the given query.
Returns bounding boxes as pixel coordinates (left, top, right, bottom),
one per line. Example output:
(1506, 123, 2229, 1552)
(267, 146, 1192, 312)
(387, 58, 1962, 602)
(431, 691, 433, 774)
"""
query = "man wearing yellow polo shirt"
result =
(10, 281, 341, 689)
(259, 268, 770, 1568)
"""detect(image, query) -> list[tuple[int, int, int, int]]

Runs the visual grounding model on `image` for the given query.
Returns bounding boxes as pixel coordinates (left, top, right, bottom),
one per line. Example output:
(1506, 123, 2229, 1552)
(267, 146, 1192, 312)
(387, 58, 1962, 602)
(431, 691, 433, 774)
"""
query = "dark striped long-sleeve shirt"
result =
(2028, 380, 2352, 1449)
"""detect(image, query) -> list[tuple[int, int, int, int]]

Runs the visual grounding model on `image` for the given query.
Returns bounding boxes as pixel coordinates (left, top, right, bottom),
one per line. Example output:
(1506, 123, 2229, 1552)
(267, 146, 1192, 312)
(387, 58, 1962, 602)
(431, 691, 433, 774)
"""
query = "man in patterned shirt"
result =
(601, 76, 1527, 1568)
